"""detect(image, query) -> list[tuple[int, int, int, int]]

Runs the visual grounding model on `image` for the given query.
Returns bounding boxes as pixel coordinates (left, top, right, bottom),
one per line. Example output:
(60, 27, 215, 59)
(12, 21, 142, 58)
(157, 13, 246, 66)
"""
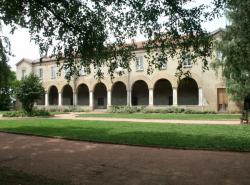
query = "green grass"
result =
(0, 166, 68, 185)
(0, 119, 249, 151)
(78, 113, 240, 120)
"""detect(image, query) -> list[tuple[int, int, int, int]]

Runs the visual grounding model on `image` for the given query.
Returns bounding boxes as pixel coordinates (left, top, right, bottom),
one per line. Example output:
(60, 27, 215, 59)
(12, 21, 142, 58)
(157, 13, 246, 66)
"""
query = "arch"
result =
(150, 75, 176, 89)
(130, 75, 150, 90)
(132, 80, 149, 106)
(49, 85, 58, 105)
(111, 81, 127, 105)
(77, 84, 89, 106)
(153, 79, 173, 105)
(94, 83, 107, 109)
(178, 78, 198, 105)
(62, 84, 73, 105)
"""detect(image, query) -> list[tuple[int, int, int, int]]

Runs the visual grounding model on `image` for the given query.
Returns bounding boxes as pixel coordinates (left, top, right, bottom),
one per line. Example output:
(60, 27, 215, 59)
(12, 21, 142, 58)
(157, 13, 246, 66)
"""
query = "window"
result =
(159, 62, 167, 70)
(38, 68, 43, 79)
(136, 56, 144, 71)
(51, 66, 56, 79)
(22, 69, 26, 78)
(79, 67, 87, 76)
(183, 56, 192, 68)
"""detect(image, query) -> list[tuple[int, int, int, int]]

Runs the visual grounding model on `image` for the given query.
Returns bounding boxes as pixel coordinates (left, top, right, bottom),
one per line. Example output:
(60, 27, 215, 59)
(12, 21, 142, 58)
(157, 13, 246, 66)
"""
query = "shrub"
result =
(2, 110, 51, 117)
(108, 106, 145, 113)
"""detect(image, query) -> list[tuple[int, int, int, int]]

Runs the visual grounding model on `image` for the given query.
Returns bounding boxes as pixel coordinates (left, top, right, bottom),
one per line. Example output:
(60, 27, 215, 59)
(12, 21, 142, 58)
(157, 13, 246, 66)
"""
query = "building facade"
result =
(16, 32, 240, 112)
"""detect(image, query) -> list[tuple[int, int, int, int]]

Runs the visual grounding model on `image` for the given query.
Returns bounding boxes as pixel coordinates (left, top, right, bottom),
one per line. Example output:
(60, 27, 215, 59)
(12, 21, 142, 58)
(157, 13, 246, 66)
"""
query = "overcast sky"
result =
(3, 1, 226, 71)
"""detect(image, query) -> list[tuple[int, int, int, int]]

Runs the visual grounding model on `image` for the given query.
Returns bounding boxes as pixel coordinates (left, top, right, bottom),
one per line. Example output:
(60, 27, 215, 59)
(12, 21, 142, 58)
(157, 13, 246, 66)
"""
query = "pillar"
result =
(149, 88, 153, 106)
(58, 92, 62, 106)
(45, 93, 49, 106)
(107, 90, 111, 107)
(89, 91, 93, 108)
(173, 88, 178, 106)
(73, 93, 77, 106)
(199, 88, 203, 106)
(127, 90, 131, 106)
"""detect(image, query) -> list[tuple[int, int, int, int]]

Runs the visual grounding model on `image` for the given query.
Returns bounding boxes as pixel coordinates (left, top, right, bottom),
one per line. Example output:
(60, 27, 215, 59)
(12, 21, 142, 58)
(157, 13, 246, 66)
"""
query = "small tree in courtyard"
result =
(15, 74, 45, 115)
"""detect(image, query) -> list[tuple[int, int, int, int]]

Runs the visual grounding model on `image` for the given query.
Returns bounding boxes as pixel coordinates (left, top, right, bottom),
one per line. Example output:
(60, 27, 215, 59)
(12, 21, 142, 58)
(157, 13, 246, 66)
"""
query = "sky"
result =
(3, 1, 226, 71)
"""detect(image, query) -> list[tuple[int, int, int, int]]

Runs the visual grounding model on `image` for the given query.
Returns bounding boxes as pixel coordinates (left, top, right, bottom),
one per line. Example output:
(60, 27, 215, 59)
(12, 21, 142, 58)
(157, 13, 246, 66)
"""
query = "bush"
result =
(108, 106, 145, 113)
(108, 106, 216, 114)
(3, 110, 51, 117)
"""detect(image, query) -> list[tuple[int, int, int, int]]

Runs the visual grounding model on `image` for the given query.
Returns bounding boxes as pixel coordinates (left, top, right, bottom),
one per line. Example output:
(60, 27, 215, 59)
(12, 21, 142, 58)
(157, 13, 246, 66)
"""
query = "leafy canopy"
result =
(15, 74, 45, 114)
(0, 0, 225, 80)
(216, 0, 250, 102)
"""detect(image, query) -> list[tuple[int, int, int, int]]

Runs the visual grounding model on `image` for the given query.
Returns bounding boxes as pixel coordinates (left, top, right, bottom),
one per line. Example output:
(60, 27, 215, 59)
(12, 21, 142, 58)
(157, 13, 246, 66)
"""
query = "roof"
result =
(16, 29, 224, 66)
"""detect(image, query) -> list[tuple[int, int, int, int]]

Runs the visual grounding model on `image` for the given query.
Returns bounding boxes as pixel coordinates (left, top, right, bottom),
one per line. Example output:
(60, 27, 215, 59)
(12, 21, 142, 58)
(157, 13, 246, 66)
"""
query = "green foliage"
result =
(216, 0, 250, 102)
(0, 1, 225, 80)
(108, 106, 146, 113)
(2, 109, 50, 117)
(108, 105, 216, 114)
(0, 30, 16, 110)
(15, 74, 45, 114)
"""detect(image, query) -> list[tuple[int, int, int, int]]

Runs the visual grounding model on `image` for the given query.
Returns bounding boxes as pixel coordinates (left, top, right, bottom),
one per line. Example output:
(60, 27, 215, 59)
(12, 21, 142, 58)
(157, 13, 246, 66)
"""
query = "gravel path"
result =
(53, 113, 240, 125)
(0, 132, 249, 185)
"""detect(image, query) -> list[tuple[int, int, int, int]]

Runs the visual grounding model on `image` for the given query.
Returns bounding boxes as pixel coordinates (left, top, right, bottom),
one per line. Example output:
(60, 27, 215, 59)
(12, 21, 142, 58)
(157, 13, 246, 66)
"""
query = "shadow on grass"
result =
(2, 124, 250, 152)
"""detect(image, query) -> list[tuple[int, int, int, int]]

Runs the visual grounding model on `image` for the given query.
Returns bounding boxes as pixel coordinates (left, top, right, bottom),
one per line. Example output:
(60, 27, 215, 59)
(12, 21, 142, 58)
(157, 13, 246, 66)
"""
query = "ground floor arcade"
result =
(38, 78, 209, 110)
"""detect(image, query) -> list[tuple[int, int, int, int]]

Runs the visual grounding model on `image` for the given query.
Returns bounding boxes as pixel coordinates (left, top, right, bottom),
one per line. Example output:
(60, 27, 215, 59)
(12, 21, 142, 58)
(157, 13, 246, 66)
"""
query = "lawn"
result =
(0, 119, 249, 151)
(0, 166, 68, 185)
(78, 113, 240, 120)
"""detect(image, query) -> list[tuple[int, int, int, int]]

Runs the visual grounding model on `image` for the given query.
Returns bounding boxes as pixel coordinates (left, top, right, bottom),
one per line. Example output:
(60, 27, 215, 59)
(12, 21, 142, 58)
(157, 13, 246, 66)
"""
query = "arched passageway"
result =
(132, 80, 149, 106)
(154, 79, 173, 105)
(111, 82, 127, 105)
(62, 85, 73, 105)
(178, 78, 198, 105)
(49, 86, 58, 105)
(77, 84, 89, 106)
(94, 83, 107, 109)
(36, 93, 45, 105)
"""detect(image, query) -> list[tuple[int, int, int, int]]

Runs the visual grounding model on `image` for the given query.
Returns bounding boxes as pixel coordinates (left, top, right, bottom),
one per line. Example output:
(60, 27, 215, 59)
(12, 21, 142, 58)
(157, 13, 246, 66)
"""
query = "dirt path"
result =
(0, 132, 250, 185)
(53, 113, 240, 125)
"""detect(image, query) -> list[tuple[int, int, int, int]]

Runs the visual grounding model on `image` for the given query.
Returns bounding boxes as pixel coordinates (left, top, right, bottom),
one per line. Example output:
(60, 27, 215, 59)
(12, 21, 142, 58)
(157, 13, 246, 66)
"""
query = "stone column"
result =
(58, 92, 62, 106)
(173, 88, 178, 106)
(45, 93, 49, 106)
(127, 90, 131, 106)
(73, 93, 78, 106)
(107, 90, 111, 107)
(149, 88, 154, 106)
(199, 88, 203, 106)
(89, 91, 93, 109)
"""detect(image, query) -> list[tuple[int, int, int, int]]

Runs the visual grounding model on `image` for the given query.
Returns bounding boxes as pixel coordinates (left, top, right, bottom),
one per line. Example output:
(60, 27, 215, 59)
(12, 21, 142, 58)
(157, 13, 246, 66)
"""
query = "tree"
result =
(0, 25, 15, 110)
(216, 0, 250, 110)
(0, 0, 225, 80)
(15, 74, 45, 114)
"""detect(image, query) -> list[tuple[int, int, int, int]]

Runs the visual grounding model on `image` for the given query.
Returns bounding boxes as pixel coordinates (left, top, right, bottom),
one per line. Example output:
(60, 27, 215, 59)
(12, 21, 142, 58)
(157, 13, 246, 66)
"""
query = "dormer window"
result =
(183, 55, 192, 68)
(136, 56, 144, 71)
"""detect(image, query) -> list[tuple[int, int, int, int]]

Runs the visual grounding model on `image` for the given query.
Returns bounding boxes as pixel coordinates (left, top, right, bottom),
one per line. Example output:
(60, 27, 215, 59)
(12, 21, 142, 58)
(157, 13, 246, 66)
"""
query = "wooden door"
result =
(217, 88, 228, 112)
